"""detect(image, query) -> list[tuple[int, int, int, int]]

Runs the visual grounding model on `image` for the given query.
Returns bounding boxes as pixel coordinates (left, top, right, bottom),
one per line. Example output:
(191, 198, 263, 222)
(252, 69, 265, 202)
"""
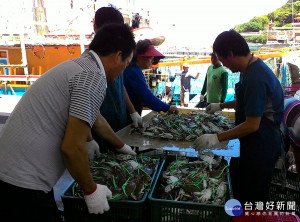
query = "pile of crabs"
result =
(157, 155, 229, 205)
(67, 153, 159, 201)
(142, 112, 233, 141)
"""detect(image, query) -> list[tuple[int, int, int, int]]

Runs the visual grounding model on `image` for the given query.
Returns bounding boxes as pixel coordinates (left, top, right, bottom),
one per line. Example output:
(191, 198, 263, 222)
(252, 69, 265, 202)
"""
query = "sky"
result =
(136, 0, 289, 48)
(0, 0, 290, 49)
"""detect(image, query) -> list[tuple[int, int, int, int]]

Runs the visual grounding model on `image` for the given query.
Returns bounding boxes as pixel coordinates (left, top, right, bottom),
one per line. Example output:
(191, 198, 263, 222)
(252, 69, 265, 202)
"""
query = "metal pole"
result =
(20, 32, 29, 76)
(21, 0, 29, 75)
(80, 32, 85, 54)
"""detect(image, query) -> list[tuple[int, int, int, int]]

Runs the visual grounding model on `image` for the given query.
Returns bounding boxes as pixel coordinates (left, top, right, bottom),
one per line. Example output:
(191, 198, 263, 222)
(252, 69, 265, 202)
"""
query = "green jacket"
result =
(201, 65, 228, 103)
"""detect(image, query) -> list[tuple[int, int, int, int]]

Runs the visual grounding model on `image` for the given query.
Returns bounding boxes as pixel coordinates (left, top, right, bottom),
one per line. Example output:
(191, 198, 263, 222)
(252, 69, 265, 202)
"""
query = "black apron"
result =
(230, 81, 281, 205)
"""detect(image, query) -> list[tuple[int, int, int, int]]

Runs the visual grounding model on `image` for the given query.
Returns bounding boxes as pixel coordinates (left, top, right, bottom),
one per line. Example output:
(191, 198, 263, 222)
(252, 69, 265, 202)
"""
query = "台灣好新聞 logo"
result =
(225, 199, 243, 216)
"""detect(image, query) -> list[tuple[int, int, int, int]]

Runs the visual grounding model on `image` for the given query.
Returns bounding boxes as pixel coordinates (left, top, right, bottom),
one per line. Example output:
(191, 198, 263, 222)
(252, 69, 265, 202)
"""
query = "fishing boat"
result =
(0, 0, 299, 99)
(0, 0, 165, 95)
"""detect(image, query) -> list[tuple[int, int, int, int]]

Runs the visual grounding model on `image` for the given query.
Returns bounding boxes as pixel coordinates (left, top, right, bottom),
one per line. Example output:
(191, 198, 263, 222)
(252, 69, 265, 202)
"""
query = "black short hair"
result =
(213, 29, 250, 58)
(94, 7, 124, 29)
(210, 52, 217, 58)
(89, 23, 136, 61)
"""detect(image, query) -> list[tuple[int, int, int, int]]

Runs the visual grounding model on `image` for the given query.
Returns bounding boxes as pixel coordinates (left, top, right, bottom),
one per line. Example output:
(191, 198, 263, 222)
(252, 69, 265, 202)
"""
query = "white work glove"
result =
(206, 103, 221, 114)
(116, 144, 136, 155)
(200, 95, 205, 102)
(194, 134, 219, 153)
(84, 184, 112, 214)
(86, 140, 101, 161)
(130, 112, 143, 128)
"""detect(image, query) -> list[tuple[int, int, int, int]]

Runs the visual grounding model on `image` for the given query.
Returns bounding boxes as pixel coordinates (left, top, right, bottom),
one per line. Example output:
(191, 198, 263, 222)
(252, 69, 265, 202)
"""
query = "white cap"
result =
(166, 82, 171, 87)
(183, 63, 190, 67)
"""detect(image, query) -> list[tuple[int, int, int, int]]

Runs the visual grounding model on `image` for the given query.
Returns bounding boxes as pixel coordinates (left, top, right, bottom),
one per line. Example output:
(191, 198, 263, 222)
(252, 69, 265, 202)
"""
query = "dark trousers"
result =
(229, 157, 275, 205)
(229, 121, 281, 205)
(0, 180, 62, 222)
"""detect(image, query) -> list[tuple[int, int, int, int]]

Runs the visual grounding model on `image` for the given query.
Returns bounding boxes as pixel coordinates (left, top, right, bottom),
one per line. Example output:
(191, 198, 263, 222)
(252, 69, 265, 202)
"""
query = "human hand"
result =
(84, 184, 112, 214)
(130, 112, 143, 128)
(116, 144, 136, 155)
(193, 134, 219, 153)
(168, 105, 179, 114)
(206, 103, 221, 114)
(86, 140, 100, 161)
(200, 95, 205, 102)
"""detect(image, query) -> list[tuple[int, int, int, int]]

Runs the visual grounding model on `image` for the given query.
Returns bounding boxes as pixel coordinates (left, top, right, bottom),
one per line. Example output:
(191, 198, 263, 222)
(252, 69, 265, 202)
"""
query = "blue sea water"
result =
(0, 86, 28, 96)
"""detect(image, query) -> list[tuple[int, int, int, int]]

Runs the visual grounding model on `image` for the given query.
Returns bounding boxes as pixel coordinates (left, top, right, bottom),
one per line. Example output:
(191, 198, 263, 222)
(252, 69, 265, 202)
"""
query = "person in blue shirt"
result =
(194, 30, 284, 205)
(123, 39, 178, 115)
(90, 7, 141, 155)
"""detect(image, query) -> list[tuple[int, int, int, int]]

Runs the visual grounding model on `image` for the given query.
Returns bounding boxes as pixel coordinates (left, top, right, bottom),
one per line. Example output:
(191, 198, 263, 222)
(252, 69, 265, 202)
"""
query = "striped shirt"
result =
(0, 50, 106, 192)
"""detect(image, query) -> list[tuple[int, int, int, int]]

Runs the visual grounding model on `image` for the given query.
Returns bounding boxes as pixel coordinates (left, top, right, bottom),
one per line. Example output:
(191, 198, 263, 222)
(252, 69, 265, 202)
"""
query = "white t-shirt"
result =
(0, 50, 106, 192)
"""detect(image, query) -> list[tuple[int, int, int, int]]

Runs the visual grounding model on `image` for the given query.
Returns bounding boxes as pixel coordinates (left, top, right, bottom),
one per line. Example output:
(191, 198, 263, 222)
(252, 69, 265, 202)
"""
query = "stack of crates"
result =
(234, 168, 300, 221)
(61, 154, 234, 222)
(61, 157, 160, 222)
(269, 168, 300, 216)
(62, 186, 152, 222)
(148, 156, 233, 222)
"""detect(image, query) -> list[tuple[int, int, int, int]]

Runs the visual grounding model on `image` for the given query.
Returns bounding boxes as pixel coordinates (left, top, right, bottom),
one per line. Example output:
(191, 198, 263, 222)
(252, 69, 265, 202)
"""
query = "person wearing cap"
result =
(90, 7, 141, 156)
(200, 53, 228, 106)
(159, 82, 174, 105)
(123, 39, 178, 115)
(282, 95, 300, 178)
(180, 62, 199, 106)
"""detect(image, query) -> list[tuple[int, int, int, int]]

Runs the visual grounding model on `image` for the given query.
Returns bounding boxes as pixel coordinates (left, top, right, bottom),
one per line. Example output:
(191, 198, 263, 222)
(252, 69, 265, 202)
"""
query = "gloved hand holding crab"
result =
(193, 102, 230, 153)
(194, 134, 229, 154)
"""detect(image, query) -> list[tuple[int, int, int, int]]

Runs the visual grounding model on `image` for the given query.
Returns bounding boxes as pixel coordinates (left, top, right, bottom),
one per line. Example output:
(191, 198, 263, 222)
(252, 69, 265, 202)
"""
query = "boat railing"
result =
(0, 64, 27, 68)
(0, 75, 40, 82)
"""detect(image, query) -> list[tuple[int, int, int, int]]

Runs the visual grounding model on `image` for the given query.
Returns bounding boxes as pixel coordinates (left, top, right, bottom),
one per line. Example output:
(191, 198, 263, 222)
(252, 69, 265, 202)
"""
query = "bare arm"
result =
(92, 112, 124, 148)
(61, 116, 96, 194)
(220, 100, 236, 109)
(87, 130, 93, 142)
(218, 116, 261, 141)
(124, 86, 136, 114)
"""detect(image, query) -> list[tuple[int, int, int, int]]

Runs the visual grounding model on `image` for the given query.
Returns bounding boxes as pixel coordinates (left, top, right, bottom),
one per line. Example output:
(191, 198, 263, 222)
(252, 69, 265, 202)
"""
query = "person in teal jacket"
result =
(200, 53, 228, 104)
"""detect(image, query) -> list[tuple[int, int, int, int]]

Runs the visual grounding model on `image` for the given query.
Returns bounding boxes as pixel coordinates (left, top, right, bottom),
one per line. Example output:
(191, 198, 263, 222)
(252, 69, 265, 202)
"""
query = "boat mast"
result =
(20, 31, 28, 76)
(33, 0, 49, 36)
